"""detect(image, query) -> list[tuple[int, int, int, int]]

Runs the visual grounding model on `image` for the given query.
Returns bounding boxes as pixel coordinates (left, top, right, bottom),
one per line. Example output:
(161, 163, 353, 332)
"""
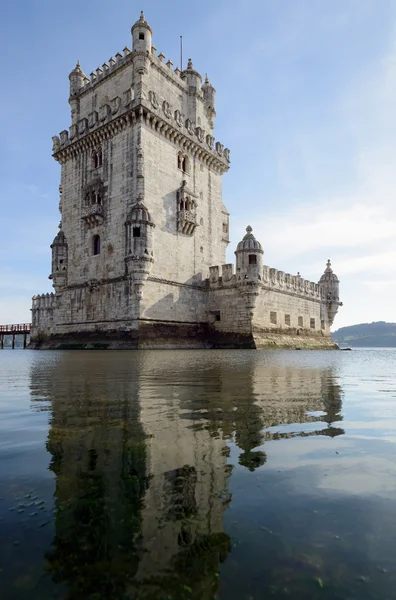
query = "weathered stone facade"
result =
(30, 12, 342, 349)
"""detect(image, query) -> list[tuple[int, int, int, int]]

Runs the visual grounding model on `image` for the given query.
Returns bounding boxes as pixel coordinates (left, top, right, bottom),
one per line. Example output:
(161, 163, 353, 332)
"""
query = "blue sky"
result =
(1, 0, 396, 329)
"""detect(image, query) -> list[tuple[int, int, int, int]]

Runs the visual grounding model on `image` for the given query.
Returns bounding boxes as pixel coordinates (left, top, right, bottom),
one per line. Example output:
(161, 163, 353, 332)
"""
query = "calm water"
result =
(1, 349, 396, 599)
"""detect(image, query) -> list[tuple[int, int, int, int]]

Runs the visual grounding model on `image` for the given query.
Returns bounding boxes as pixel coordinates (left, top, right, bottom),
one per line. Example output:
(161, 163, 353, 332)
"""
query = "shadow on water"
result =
(1, 350, 396, 599)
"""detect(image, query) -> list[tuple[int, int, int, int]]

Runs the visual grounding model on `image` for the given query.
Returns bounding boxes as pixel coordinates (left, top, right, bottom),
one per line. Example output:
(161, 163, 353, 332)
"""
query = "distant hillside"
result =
(332, 321, 396, 347)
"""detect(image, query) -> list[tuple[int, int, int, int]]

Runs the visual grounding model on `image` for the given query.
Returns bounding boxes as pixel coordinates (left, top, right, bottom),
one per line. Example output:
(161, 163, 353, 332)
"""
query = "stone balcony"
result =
(82, 203, 104, 228)
(178, 209, 197, 236)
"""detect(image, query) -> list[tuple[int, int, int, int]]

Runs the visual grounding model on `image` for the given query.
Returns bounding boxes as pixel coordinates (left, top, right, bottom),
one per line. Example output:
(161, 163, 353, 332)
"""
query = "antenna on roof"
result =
(180, 35, 183, 71)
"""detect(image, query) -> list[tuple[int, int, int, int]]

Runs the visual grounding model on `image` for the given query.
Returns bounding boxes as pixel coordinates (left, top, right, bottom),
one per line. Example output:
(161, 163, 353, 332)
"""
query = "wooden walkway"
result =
(0, 324, 31, 349)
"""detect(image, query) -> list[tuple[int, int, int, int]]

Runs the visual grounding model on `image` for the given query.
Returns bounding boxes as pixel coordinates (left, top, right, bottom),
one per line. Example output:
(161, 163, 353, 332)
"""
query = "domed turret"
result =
(202, 74, 216, 120)
(319, 259, 339, 299)
(235, 226, 264, 279)
(319, 259, 341, 326)
(182, 58, 202, 90)
(125, 200, 155, 299)
(69, 60, 86, 96)
(131, 11, 152, 53)
(49, 230, 68, 292)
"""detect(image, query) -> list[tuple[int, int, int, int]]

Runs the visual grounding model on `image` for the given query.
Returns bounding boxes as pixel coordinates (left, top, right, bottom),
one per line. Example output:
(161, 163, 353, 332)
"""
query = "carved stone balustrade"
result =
(82, 203, 104, 228)
(178, 209, 197, 235)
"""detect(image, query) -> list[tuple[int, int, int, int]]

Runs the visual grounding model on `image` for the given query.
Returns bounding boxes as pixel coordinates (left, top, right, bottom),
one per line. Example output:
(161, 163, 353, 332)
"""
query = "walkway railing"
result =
(0, 324, 31, 348)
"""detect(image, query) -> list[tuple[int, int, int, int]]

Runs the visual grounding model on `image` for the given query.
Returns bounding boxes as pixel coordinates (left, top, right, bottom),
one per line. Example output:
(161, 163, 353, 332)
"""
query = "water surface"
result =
(1, 348, 396, 599)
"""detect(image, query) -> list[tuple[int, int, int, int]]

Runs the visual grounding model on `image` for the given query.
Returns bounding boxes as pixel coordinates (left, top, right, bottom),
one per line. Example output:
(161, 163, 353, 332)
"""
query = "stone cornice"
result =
(53, 103, 230, 173)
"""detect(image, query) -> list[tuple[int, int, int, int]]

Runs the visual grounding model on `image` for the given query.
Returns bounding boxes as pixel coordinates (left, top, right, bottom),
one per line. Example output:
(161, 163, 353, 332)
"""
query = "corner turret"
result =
(131, 11, 152, 53)
(49, 230, 68, 292)
(69, 61, 86, 96)
(125, 201, 155, 300)
(202, 74, 216, 123)
(182, 58, 203, 90)
(235, 226, 264, 280)
(319, 259, 341, 326)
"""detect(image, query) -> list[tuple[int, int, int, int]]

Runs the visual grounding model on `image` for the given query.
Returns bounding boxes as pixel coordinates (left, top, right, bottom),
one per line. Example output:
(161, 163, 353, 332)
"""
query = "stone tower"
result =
(30, 12, 341, 350)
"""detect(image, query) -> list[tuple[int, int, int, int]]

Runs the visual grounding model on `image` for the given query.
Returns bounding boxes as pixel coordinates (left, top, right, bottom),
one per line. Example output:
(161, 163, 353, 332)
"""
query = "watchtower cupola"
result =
(131, 11, 152, 53)
(319, 260, 341, 325)
(235, 226, 264, 279)
(182, 58, 203, 90)
(49, 230, 68, 292)
(202, 74, 216, 123)
(69, 61, 85, 96)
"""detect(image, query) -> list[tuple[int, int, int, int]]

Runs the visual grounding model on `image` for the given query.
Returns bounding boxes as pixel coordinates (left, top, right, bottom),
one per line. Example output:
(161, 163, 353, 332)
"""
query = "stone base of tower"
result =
(28, 321, 209, 350)
(251, 328, 339, 350)
(29, 322, 338, 350)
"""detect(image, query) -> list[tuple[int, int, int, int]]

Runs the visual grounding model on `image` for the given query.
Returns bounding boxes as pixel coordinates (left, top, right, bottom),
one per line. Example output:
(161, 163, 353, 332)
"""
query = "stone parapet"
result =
(208, 264, 322, 300)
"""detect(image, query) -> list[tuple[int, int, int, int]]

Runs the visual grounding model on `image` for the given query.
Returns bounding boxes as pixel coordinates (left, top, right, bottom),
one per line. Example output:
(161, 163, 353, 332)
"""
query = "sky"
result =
(1, 0, 396, 330)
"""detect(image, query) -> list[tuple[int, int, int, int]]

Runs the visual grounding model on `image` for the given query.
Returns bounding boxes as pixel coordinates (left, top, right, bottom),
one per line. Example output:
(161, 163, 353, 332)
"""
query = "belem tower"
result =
(30, 12, 342, 350)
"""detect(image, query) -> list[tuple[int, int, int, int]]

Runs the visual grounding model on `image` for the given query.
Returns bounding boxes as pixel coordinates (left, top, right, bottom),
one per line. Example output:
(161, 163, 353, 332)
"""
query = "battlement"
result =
(32, 293, 56, 309)
(209, 264, 324, 299)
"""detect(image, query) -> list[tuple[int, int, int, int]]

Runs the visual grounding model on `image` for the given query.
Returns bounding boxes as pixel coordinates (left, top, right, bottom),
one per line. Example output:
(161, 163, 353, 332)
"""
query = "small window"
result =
(133, 226, 141, 238)
(321, 320, 325, 330)
(310, 318, 315, 329)
(222, 223, 228, 233)
(59, 259, 64, 264)
(270, 311, 277, 325)
(182, 156, 190, 174)
(213, 310, 221, 322)
(177, 154, 182, 170)
(93, 235, 101, 256)
(139, 32, 145, 40)
(298, 316, 303, 327)
(249, 254, 257, 265)
(93, 149, 103, 169)
(285, 314, 291, 326)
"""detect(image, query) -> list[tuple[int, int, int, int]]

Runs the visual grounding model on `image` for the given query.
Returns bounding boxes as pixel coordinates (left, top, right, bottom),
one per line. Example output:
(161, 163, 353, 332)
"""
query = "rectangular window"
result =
(133, 226, 141, 238)
(249, 254, 257, 265)
(321, 320, 325, 330)
(310, 318, 315, 329)
(212, 310, 221, 322)
(223, 223, 228, 233)
(298, 316, 303, 327)
(285, 314, 291, 326)
(270, 311, 277, 325)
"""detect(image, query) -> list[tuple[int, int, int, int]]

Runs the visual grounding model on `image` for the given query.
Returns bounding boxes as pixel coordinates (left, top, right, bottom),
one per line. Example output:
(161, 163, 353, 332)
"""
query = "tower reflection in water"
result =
(29, 351, 344, 599)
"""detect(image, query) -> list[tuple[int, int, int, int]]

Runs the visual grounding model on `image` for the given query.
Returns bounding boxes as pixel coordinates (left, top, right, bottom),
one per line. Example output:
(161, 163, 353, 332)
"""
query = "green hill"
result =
(332, 321, 396, 347)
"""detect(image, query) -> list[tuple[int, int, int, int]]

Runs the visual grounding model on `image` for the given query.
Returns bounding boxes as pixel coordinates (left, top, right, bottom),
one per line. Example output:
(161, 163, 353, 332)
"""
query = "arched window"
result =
(177, 154, 183, 170)
(93, 235, 101, 256)
(92, 149, 103, 169)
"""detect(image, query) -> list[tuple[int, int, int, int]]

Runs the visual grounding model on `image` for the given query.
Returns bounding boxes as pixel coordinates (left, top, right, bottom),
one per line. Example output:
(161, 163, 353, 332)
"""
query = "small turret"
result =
(182, 58, 202, 90)
(125, 201, 155, 300)
(69, 61, 86, 96)
(49, 230, 68, 292)
(131, 11, 152, 53)
(235, 226, 264, 279)
(202, 74, 216, 120)
(319, 259, 341, 326)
